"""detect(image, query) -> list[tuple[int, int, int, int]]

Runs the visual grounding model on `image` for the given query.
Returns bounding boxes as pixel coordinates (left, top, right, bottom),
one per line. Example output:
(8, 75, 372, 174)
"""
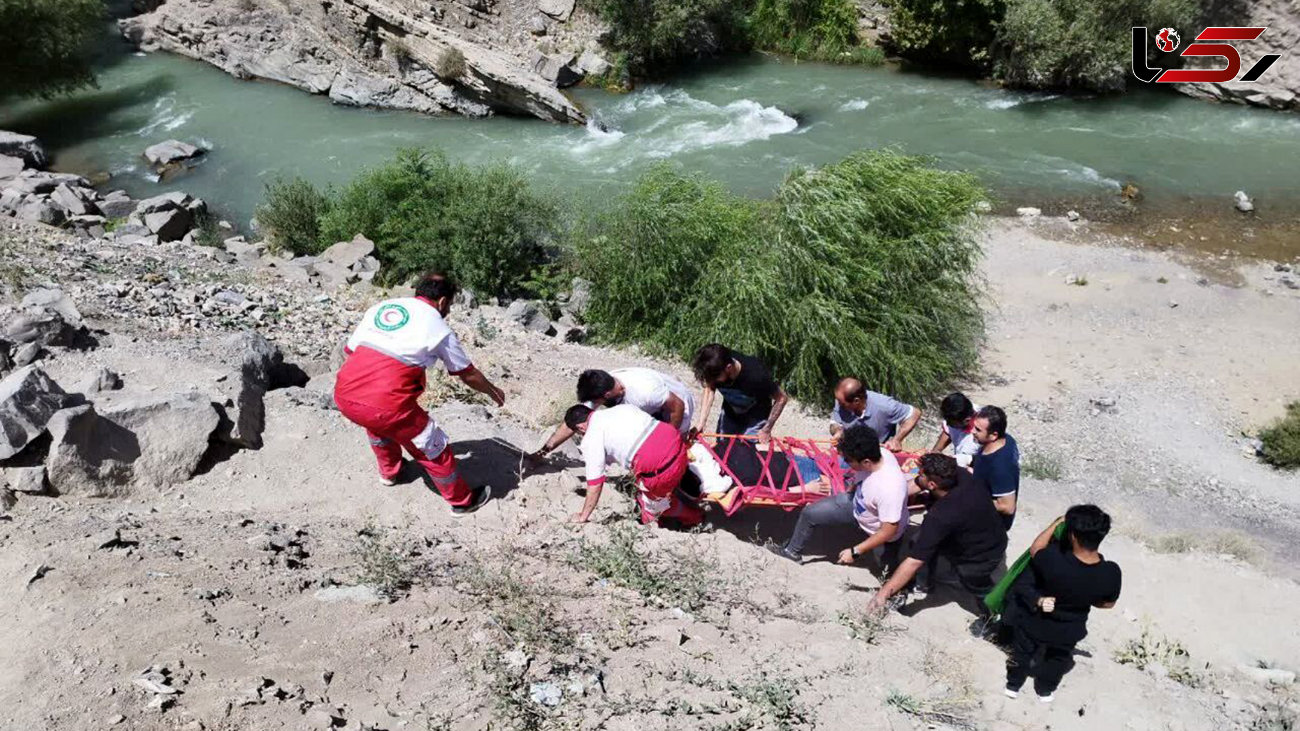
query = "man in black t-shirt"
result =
(691, 343, 789, 443)
(868, 454, 1008, 614)
(971, 405, 1021, 531)
(1003, 505, 1122, 703)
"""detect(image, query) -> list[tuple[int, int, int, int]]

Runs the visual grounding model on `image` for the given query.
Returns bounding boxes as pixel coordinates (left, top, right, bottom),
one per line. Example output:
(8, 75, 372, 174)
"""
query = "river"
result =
(4, 26, 1300, 232)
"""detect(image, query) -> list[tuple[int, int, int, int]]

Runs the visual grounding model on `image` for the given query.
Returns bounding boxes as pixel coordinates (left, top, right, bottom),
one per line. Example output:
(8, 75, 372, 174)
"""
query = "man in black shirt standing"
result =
(1003, 505, 1122, 703)
(691, 343, 789, 444)
(971, 405, 1021, 531)
(868, 454, 1008, 613)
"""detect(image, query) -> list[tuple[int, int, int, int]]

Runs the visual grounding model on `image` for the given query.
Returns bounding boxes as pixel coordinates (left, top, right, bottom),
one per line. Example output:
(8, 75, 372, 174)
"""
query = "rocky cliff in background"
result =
(1174, 0, 1300, 111)
(119, 0, 609, 122)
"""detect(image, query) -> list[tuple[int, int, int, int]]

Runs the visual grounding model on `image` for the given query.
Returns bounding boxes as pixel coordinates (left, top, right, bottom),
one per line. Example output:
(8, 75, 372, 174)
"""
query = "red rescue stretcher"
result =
(693, 432, 925, 517)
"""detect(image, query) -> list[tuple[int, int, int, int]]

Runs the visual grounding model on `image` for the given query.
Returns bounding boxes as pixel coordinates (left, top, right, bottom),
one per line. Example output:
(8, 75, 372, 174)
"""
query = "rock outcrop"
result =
(1174, 0, 1300, 111)
(119, 0, 599, 123)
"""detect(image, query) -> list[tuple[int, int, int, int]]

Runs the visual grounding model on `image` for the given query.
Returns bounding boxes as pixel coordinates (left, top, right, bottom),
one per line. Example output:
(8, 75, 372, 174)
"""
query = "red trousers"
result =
(631, 423, 703, 527)
(334, 396, 474, 507)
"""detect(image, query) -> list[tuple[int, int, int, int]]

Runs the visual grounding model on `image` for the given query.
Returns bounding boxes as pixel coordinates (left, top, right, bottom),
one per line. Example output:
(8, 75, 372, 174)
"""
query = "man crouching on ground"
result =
(567, 403, 703, 528)
(333, 273, 505, 516)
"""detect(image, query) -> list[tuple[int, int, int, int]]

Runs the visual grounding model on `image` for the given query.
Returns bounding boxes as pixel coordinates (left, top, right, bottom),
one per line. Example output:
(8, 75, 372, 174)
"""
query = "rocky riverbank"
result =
(119, 0, 606, 123)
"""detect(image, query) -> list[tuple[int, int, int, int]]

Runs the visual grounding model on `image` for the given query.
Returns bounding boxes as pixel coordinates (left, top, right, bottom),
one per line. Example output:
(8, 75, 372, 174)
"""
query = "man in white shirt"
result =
(531, 367, 694, 459)
(768, 425, 909, 568)
(566, 403, 703, 528)
(928, 392, 981, 468)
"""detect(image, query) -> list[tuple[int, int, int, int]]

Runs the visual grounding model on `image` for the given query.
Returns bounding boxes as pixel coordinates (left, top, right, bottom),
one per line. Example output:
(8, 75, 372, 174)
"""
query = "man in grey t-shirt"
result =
(829, 377, 922, 452)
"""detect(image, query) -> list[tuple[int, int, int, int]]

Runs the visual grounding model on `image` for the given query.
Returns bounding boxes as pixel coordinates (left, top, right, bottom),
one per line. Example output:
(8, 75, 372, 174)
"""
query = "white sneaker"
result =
(1003, 689, 1019, 699)
(1038, 693, 1054, 704)
(379, 461, 408, 486)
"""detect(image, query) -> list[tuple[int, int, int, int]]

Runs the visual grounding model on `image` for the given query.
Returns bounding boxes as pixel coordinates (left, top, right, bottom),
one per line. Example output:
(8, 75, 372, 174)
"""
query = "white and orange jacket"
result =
(335, 296, 472, 412)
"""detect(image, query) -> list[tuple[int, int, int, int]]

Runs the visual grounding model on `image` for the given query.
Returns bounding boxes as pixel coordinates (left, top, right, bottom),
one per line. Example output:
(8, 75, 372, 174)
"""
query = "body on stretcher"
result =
(687, 433, 928, 517)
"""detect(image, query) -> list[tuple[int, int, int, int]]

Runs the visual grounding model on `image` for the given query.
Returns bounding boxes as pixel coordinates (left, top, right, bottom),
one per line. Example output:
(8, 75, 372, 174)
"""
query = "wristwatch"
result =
(849, 546, 860, 560)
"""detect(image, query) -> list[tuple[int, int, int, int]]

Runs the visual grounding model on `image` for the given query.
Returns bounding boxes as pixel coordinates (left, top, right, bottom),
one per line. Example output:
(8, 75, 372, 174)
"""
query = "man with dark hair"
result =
(767, 425, 909, 567)
(868, 453, 1008, 613)
(928, 392, 981, 467)
(691, 344, 788, 443)
(565, 403, 702, 527)
(531, 367, 695, 459)
(1002, 505, 1122, 703)
(829, 377, 922, 452)
(972, 405, 1021, 530)
(334, 273, 505, 515)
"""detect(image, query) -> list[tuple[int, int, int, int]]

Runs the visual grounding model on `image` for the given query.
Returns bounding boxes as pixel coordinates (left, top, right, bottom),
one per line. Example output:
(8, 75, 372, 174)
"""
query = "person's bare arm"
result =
(884, 406, 922, 452)
(994, 493, 1019, 519)
(868, 557, 924, 611)
(457, 366, 505, 406)
(1028, 515, 1065, 556)
(929, 428, 952, 454)
(838, 523, 899, 565)
(530, 424, 575, 460)
(694, 387, 716, 434)
(758, 387, 789, 444)
(572, 481, 604, 523)
(663, 393, 687, 431)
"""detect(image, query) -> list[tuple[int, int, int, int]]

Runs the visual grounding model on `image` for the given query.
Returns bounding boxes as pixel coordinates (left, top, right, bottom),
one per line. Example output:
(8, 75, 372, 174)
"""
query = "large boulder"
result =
(21, 287, 83, 325)
(4, 290, 92, 350)
(50, 183, 99, 217)
(505, 299, 555, 334)
(16, 197, 66, 226)
(143, 140, 205, 168)
(211, 331, 298, 449)
(45, 393, 219, 496)
(0, 366, 72, 460)
(0, 154, 24, 181)
(528, 51, 582, 88)
(98, 190, 135, 220)
(0, 131, 47, 168)
(144, 207, 193, 241)
(538, 0, 575, 20)
(8, 170, 90, 196)
(319, 234, 376, 271)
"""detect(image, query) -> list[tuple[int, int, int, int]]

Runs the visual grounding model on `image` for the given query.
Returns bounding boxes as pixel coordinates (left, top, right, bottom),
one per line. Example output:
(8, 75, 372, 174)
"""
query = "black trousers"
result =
(1005, 622, 1076, 695)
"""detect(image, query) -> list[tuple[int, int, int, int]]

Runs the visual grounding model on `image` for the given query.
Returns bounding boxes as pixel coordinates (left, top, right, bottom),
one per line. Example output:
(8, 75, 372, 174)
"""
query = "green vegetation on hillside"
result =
(0, 0, 104, 100)
(1259, 402, 1300, 470)
(258, 148, 984, 401)
(587, 0, 883, 77)
(575, 150, 985, 401)
(885, 0, 1201, 91)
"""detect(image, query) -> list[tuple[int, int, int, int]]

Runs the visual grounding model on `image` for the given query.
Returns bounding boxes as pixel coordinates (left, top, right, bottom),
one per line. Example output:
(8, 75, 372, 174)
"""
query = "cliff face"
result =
(120, 0, 607, 123)
(1173, 0, 1300, 111)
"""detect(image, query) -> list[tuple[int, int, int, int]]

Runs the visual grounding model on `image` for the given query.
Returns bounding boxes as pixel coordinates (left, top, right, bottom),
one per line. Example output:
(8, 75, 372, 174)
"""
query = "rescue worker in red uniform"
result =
(334, 274, 504, 515)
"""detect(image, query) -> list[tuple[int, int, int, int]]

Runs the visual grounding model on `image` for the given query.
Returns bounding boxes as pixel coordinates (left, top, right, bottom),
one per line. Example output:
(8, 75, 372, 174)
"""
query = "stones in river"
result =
(1234, 190, 1254, 213)
(143, 139, 206, 170)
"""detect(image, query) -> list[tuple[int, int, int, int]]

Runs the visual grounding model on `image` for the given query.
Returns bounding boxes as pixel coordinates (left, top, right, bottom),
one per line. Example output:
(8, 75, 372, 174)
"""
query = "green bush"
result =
(1259, 402, 1300, 470)
(586, 0, 750, 77)
(884, 0, 1003, 70)
(319, 149, 559, 297)
(577, 150, 985, 402)
(750, 0, 881, 65)
(255, 177, 332, 256)
(994, 0, 1199, 91)
(0, 0, 103, 100)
